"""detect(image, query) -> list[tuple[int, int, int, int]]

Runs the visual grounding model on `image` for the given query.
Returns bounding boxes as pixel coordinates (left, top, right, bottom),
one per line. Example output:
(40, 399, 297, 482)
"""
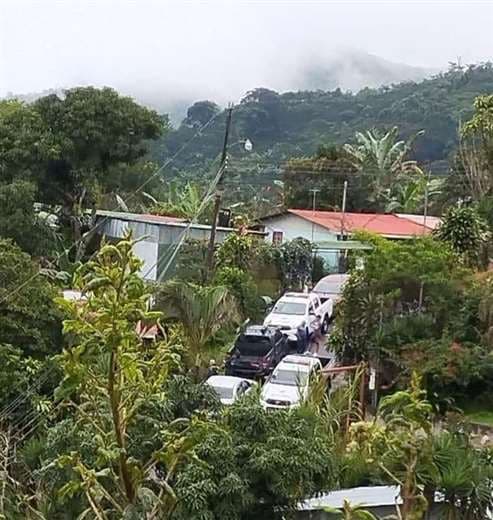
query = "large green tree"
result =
(0, 180, 54, 256)
(0, 88, 165, 245)
(0, 239, 62, 356)
(172, 396, 335, 520)
(0, 100, 56, 183)
(33, 87, 164, 233)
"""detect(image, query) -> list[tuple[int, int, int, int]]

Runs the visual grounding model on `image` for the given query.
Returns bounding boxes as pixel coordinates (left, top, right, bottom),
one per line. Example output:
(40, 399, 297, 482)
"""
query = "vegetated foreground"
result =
(0, 68, 492, 519)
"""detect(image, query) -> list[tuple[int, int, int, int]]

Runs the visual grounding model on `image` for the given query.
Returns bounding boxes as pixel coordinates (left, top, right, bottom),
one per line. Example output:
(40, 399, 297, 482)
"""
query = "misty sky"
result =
(1, 0, 492, 105)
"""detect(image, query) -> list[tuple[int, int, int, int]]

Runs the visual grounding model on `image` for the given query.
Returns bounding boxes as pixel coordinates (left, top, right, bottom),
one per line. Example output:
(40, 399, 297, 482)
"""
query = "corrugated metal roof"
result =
(299, 486, 401, 510)
(288, 209, 431, 238)
(96, 210, 185, 224)
(95, 210, 266, 235)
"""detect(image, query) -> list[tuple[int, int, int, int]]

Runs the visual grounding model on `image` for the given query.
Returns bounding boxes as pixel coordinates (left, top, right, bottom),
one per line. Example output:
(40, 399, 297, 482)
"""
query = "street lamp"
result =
(227, 138, 254, 153)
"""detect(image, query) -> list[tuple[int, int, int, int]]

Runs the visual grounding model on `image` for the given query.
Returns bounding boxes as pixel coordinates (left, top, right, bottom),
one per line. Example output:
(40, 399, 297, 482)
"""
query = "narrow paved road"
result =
(308, 326, 348, 393)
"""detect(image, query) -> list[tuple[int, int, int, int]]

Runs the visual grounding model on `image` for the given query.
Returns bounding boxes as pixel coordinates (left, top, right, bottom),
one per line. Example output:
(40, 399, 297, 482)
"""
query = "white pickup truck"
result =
(263, 292, 333, 341)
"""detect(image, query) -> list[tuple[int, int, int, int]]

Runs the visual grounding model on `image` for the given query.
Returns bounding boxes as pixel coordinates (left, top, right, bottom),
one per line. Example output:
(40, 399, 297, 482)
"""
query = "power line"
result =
(0, 108, 223, 307)
(0, 109, 226, 443)
(141, 162, 226, 281)
(0, 370, 52, 422)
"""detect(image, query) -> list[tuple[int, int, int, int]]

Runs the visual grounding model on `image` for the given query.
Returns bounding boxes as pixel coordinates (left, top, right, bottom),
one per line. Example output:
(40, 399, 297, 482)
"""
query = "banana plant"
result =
(144, 180, 212, 220)
(344, 127, 424, 202)
(384, 175, 443, 213)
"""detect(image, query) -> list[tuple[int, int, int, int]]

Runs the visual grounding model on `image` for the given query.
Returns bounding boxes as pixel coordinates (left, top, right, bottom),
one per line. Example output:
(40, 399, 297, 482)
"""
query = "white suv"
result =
(260, 354, 322, 410)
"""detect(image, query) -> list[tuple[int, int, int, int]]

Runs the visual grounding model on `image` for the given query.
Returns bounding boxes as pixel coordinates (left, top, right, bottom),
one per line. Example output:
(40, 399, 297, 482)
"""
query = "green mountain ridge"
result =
(152, 62, 493, 179)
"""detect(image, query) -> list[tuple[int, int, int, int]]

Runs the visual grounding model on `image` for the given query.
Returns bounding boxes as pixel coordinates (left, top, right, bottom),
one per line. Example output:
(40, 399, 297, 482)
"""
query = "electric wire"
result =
(0, 108, 223, 307)
(0, 108, 225, 442)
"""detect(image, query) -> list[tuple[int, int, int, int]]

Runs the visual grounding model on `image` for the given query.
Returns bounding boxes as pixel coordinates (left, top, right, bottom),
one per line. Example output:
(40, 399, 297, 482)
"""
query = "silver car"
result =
(312, 274, 349, 305)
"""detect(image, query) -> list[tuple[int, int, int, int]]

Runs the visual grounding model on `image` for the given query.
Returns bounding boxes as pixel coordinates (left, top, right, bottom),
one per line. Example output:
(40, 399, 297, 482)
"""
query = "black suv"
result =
(225, 326, 289, 379)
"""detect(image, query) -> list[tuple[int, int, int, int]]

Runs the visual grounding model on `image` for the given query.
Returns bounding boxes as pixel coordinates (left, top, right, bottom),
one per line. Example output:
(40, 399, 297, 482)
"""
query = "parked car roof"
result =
(284, 292, 310, 299)
(313, 274, 349, 295)
(280, 354, 321, 369)
(206, 375, 247, 389)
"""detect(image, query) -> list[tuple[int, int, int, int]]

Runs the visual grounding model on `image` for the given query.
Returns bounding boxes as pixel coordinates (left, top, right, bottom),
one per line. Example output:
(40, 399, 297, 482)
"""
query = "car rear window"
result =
(314, 280, 344, 294)
(211, 385, 235, 399)
(270, 368, 308, 387)
(237, 336, 271, 356)
(273, 301, 306, 315)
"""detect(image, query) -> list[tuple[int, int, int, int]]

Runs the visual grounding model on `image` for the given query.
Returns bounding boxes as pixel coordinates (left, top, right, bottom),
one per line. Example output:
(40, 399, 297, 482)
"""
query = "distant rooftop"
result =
(263, 209, 438, 238)
(299, 486, 401, 511)
(397, 213, 442, 230)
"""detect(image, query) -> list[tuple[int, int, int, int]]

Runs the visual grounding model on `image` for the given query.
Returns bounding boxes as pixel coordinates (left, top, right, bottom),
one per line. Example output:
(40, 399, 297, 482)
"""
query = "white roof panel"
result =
(299, 486, 401, 510)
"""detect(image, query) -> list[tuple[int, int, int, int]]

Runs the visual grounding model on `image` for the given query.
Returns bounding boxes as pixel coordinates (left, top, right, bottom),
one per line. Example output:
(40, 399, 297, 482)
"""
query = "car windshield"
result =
(314, 280, 344, 294)
(273, 302, 306, 315)
(270, 368, 308, 387)
(237, 336, 271, 356)
(211, 385, 234, 399)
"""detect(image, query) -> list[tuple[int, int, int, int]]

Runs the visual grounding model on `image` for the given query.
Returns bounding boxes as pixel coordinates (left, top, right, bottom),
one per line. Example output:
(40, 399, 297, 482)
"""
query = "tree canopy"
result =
(0, 239, 62, 355)
(152, 63, 493, 177)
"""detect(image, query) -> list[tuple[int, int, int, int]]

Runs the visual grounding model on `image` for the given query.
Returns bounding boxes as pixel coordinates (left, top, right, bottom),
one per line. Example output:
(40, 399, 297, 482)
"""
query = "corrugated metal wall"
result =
(98, 216, 234, 282)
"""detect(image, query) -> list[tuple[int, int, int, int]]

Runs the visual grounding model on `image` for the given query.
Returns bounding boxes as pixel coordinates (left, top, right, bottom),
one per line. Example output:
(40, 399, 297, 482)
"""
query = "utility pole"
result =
(206, 105, 233, 277)
(422, 173, 430, 234)
(371, 299, 384, 409)
(309, 188, 320, 244)
(340, 180, 348, 239)
(0, 427, 10, 517)
(418, 172, 430, 310)
(338, 180, 348, 274)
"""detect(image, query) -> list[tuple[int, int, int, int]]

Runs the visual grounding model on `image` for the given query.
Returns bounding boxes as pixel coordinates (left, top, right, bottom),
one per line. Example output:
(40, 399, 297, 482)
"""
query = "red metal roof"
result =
(288, 209, 431, 237)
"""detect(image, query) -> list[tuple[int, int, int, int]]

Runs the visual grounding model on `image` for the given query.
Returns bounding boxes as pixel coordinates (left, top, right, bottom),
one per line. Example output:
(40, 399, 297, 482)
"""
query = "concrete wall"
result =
(262, 214, 340, 271)
(262, 213, 338, 243)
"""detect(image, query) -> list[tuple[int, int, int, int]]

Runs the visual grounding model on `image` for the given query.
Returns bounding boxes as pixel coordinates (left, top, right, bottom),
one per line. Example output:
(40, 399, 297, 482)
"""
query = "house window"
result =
(272, 231, 284, 245)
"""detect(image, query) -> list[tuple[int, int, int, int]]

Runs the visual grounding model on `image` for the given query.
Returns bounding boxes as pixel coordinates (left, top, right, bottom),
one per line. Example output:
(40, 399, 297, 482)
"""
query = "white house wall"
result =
(262, 214, 341, 272)
(263, 214, 338, 243)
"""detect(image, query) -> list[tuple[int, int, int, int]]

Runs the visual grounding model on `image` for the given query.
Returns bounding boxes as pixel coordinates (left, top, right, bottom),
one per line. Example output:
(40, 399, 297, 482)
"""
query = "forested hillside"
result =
(152, 63, 493, 177)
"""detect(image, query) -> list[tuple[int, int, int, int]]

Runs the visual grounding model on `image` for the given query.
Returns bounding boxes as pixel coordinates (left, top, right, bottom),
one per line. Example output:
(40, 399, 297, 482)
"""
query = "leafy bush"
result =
(399, 338, 493, 406)
(435, 205, 489, 267)
(279, 237, 313, 291)
(0, 180, 55, 256)
(335, 235, 468, 359)
(0, 238, 62, 355)
(215, 233, 254, 272)
(213, 266, 261, 320)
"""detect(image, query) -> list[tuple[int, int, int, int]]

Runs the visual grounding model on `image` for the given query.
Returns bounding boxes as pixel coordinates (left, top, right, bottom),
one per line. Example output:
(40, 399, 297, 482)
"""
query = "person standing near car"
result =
(207, 359, 219, 378)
